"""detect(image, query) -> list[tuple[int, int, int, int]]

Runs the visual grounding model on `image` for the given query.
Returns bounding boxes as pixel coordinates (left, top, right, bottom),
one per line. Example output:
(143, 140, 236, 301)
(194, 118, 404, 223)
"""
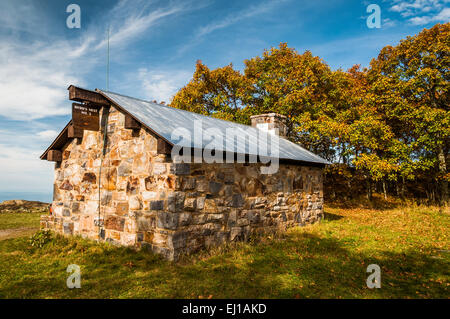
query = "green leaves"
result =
(169, 24, 449, 200)
(29, 230, 53, 248)
(367, 23, 449, 193)
(171, 61, 254, 124)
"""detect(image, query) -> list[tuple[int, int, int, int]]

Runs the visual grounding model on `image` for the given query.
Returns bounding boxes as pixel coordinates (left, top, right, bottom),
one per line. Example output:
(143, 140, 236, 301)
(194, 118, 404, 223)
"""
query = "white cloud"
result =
(408, 7, 450, 24)
(388, 0, 450, 24)
(0, 42, 83, 120)
(197, 0, 286, 37)
(0, 1, 45, 35)
(389, 0, 442, 14)
(383, 18, 397, 27)
(0, 3, 93, 121)
(0, 124, 61, 152)
(0, 0, 191, 120)
(0, 144, 54, 192)
(136, 68, 192, 103)
(94, 2, 187, 51)
(0, 125, 59, 192)
(37, 130, 59, 140)
(435, 6, 450, 19)
(178, 0, 289, 55)
(0, 0, 198, 194)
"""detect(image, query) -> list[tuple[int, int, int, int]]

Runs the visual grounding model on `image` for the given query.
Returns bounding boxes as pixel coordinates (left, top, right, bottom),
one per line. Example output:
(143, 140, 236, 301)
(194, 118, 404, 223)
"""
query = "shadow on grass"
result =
(326, 194, 406, 211)
(0, 231, 448, 298)
(323, 211, 344, 221)
(183, 232, 449, 299)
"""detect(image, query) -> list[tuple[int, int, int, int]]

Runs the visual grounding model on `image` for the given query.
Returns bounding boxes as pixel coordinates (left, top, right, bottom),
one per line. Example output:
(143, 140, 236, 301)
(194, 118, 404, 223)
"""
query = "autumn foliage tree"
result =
(367, 23, 449, 204)
(170, 23, 449, 205)
(171, 62, 254, 124)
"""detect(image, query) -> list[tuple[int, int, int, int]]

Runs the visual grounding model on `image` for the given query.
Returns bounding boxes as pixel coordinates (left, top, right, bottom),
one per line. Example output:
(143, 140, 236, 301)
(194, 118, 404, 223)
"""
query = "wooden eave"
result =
(40, 121, 72, 160)
(40, 86, 174, 161)
(40, 85, 325, 167)
(68, 85, 110, 106)
(95, 89, 175, 148)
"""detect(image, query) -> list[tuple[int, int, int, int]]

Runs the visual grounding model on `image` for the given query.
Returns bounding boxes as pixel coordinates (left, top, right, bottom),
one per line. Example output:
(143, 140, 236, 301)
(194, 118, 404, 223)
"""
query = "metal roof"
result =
(98, 90, 329, 165)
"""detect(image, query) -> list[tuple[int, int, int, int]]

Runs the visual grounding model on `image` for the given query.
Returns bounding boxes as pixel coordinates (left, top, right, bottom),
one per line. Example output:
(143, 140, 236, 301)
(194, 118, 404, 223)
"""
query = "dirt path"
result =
(0, 227, 38, 240)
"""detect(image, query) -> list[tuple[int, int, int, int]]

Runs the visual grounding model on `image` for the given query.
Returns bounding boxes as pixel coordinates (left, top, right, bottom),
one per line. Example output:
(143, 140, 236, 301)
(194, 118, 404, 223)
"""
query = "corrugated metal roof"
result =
(99, 90, 329, 165)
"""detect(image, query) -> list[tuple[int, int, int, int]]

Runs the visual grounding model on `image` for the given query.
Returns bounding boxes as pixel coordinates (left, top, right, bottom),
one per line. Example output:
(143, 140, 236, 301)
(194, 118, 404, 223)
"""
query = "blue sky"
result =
(0, 0, 448, 201)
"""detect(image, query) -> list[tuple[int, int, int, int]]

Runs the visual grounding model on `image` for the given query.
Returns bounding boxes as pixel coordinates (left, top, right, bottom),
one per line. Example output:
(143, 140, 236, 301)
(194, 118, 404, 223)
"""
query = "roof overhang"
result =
(40, 86, 174, 161)
(95, 89, 175, 147)
(40, 121, 72, 160)
(40, 85, 330, 167)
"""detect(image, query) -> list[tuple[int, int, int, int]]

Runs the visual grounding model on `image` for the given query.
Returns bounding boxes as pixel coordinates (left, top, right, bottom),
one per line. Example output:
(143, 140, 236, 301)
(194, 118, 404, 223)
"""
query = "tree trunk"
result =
(438, 146, 448, 206)
(401, 176, 406, 199)
(366, 179, 372, 201)
(396, 181, 400, 197)
(382, 180, 387, 200)
(347, 180, 352, 199)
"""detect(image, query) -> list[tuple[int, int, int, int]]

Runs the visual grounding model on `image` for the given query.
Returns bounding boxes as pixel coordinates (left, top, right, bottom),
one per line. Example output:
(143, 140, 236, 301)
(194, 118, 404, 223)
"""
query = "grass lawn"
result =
(0, 200, 47, 231)
(0, 204, 448, 298)
(0, 211, 42, 230)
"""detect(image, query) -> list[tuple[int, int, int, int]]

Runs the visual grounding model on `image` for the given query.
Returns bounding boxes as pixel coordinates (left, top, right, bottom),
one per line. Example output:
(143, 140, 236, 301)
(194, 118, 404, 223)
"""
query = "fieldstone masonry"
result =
(41, 106, 324, 260)
(250, 113, 288, 138)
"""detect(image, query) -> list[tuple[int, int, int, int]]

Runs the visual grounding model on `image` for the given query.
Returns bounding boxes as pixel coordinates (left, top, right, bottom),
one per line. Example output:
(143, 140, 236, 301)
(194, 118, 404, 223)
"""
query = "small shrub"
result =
(248, 231, 261, 245)
(29, 230, 53, 248)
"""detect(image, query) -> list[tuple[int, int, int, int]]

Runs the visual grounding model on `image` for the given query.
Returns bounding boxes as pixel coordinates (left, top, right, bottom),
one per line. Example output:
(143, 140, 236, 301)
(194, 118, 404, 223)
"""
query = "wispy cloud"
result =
(0, 0, 197, 194)
(0, 0, 192, 120)
(0, 41, 83, 120)
(0, 127, 61, 192)
(136, 68, 192, 102)
(197, 0, 286, 37)
(37, 130, 59, 140)
(388, 0, 450, 25)
(0, 144, 53, 192)
(177, 0, 289, 55)
(382, 18, 397, 28)
(0, 1, 46, 35)
(408, 7, 450, 24)
(94, 1, 188, 50)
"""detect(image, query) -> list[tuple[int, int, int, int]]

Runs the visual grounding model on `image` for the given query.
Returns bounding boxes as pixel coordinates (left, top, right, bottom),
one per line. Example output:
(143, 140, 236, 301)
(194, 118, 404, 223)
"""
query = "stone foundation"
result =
(41, 106, 324, 260)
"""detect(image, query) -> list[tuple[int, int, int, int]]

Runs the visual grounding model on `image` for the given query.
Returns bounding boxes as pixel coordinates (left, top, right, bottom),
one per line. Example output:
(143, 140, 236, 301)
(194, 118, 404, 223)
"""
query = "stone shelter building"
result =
(40, 86, 328, 260)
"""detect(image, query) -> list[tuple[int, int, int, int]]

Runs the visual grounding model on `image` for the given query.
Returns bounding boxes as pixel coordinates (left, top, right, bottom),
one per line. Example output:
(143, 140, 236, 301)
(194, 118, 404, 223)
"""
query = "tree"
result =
(244, 43, 337, 153)
(367, 23, 449, 205)
(169, 25, 449, 203)
(171, 61, 253, 124)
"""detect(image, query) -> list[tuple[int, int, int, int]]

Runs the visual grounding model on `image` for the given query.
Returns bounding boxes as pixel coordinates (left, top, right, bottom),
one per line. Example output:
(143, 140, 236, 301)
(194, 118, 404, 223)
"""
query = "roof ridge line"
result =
(97, 89, 164, 105)
(97, 89, 263, 131)
(97, 89, 329, 165)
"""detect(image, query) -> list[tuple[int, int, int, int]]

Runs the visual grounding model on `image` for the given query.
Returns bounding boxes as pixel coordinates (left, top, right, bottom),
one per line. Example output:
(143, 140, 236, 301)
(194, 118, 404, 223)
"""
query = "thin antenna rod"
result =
(107, 25, 110, 91)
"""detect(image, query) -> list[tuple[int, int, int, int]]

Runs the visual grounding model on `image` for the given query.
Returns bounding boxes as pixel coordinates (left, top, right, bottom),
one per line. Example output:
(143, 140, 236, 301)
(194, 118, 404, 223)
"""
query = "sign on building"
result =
(72, 103, 100, 131)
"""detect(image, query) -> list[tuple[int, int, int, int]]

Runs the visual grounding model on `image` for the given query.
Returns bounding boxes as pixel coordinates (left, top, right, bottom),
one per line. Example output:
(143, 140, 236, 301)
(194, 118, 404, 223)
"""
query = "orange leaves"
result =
(171, 61, 253, 124)
(354, 154, 400, 181)
(170, 30, 449, 192)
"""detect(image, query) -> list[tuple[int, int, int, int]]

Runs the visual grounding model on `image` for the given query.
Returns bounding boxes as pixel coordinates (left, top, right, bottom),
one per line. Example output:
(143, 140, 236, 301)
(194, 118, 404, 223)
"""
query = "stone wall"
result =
(250, 113, 288, 138)
(152, 162, 324, 260)
(41, 105, 324, 260)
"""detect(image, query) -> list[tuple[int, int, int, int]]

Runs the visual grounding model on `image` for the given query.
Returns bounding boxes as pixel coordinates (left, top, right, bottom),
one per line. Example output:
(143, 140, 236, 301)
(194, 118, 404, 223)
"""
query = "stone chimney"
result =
(250, 113, 288, 138)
